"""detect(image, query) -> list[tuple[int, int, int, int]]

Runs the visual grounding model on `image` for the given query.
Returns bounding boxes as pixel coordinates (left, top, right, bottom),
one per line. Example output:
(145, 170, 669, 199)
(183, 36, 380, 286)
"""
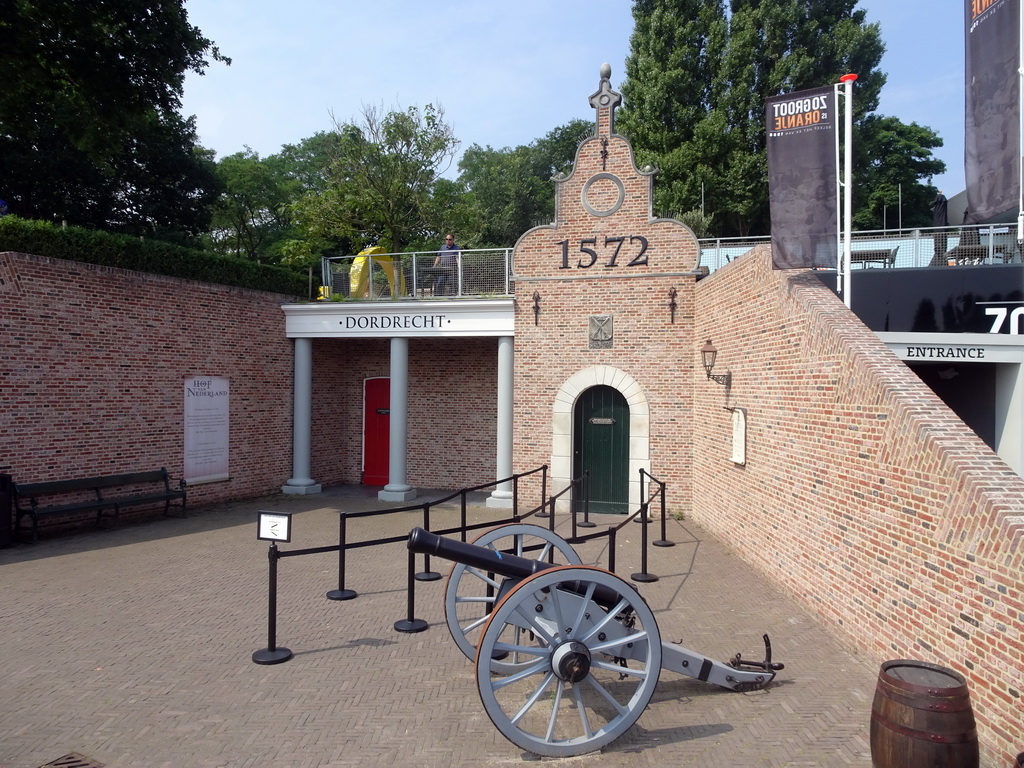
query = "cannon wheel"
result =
(475, 565, 662, 757)
(444, 524, 581, 670)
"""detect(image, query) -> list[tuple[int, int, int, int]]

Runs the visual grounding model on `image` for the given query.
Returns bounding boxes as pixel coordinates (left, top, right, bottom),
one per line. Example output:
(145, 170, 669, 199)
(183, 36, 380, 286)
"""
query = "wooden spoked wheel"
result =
(475, 565, 662, 757)
(444, 523, 581, 672)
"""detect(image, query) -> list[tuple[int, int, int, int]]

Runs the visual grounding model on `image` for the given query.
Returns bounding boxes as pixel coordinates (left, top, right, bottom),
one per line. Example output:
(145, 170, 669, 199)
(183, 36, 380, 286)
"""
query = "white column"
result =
(283, 337, 321, 495)
(488, 336, 514, 508)
(379, 336, 417, 501)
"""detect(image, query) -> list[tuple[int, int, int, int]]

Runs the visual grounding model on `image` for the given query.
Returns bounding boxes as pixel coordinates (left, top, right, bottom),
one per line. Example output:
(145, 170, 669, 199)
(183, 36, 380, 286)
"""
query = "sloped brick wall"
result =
(692, 246, 1024, 766)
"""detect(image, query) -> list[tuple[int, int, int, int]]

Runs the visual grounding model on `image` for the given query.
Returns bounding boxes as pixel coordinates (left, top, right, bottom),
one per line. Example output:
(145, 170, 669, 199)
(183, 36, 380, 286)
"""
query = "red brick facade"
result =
(692, 250, 1024, 765)
(2, 251, 497, 524)
(504, 70, 1024, 764)
(4, 69, 1023, 765)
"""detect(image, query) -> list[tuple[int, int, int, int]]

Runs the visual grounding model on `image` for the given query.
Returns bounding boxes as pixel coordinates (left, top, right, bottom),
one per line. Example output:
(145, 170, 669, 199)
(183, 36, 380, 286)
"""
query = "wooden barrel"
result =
(870, 659, 979, 768)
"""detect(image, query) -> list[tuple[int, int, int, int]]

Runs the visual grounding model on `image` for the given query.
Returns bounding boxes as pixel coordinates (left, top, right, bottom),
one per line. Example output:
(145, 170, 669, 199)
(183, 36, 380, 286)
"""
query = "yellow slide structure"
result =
(349, 246, 406, 298)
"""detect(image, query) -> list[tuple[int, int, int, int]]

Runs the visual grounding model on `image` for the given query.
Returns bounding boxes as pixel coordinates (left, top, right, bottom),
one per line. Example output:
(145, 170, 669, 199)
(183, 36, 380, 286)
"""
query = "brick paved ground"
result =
(0, 487, 884, 768)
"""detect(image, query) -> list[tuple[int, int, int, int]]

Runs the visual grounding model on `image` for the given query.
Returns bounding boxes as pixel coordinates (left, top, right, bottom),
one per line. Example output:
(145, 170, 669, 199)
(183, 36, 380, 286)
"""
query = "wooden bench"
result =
(12, 468, 186, 543)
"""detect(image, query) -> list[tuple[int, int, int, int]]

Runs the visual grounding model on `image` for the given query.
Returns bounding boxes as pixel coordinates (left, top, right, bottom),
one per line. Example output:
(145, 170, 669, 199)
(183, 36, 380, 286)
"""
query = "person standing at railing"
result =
(433, 233, 460, 295)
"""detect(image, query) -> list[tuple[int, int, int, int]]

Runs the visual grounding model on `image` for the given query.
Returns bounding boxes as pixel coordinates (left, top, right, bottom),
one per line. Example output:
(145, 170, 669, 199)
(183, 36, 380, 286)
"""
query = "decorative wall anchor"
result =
(532, 291, 541, 325)
(668, 287, 677, 324)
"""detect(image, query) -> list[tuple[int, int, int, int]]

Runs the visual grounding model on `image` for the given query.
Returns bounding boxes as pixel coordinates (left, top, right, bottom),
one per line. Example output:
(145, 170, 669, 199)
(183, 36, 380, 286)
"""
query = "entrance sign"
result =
(877, 332, 1024, 363)
(766, 85, 838, 270)
(184, 376, 230, 484)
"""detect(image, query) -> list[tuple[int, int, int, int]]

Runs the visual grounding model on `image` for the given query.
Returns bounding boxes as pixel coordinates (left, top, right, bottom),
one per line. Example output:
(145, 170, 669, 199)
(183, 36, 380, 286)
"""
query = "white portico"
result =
(281, 298, 515, 504)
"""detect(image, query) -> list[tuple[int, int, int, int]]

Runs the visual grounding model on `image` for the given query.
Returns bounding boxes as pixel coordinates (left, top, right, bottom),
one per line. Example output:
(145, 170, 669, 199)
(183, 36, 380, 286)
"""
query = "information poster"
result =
(184, 376, 230, 483)
(731, 407, 747, 466)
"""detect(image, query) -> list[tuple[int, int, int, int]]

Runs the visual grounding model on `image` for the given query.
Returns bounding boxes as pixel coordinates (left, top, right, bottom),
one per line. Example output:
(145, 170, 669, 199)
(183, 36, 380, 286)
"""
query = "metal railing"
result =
(698, 223, 1023, 273)
(318, 224, 1022, 303)
(321, 248, 513, 300)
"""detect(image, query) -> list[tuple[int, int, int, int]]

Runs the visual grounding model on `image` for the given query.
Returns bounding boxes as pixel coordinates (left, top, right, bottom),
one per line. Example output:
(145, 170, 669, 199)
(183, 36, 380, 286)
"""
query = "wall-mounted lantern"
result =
(700, 339, 732, 387)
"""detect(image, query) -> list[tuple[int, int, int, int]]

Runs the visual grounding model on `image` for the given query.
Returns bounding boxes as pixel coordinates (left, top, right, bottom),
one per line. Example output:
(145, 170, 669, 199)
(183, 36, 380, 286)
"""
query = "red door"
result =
(363, 377, 390, 485)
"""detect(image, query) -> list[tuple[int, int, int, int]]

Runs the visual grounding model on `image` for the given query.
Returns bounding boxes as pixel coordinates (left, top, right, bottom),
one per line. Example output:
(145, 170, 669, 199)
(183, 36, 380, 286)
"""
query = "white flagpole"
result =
(1018, 0, 1023, 248)
(840, 74, 857, 309)
(834, 82, 843, 299)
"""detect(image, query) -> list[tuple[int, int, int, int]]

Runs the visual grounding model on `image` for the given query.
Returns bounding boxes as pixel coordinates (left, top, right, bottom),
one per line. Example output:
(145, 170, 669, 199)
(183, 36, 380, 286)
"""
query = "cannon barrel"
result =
(408, 528, 631, 609)
(408, 527, 555, 580)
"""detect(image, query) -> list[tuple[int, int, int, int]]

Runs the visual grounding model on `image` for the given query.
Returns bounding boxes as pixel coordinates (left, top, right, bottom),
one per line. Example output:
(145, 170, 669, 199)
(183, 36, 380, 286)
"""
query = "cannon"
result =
(408, 524, 784, 757)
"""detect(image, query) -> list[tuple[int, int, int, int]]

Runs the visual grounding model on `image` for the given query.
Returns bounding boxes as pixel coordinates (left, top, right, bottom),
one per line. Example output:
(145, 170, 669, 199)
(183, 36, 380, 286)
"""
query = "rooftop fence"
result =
(700, 223, 1023, 272)
(321, 248, 513, 301)
(320, 224, 1022, 301)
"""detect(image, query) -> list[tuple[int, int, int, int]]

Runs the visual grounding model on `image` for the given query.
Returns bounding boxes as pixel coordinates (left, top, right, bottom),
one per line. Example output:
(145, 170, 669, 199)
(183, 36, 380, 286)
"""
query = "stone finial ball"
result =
(600, 62, 611, 80)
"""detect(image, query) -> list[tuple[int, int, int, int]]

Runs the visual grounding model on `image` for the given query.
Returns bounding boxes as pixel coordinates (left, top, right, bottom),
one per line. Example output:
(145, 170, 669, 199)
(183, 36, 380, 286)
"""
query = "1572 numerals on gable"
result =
(557, 236, 649, 269)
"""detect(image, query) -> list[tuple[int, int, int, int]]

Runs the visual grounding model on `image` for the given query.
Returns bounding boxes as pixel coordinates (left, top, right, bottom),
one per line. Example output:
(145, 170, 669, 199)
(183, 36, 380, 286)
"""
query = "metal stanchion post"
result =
(394, 548, 428, 633)
(512, 473, 520, 523)
(327, 512, 357, 600)
(252, 543, 293, 664)
(578, 470, 595, 528)
(415, 503, 441, 581)
(537, 466, 550, 517)
(653, 479, 674, 547)
(460, 491, 467, 543)
(631, 502, 658, 583)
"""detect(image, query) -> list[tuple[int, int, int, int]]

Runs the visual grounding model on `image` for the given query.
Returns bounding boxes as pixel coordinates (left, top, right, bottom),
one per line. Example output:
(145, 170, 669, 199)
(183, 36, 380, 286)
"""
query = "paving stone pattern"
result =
(0, 488, 884, 768)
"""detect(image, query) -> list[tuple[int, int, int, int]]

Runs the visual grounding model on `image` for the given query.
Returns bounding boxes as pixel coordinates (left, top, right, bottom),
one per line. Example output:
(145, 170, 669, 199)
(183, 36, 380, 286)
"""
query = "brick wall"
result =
(511, 114, 702, 513)
(309, 336, 498, 490)
(2, 251, 296, 517)
(2, 252, 498, 533)
(692, 246, 1024, 766)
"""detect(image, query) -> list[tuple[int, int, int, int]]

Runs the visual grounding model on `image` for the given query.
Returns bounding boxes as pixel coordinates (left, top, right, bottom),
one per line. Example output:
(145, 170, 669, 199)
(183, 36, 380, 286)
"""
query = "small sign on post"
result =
(253, 511, 293, 664)
(257, 511, 292, 543)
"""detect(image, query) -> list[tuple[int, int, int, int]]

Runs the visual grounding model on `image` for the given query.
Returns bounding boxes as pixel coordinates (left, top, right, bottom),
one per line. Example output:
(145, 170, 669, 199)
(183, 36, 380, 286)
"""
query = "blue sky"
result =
(180, 1, 967, 198)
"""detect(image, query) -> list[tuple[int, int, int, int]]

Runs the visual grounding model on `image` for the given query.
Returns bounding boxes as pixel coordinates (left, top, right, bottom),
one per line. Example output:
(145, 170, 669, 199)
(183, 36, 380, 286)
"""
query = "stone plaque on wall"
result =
(589, 315, 613, 349)
(184, 376, 230, 484)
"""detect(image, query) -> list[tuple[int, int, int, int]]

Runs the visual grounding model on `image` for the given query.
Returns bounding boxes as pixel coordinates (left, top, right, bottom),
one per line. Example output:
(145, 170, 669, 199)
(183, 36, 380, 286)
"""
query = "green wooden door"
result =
(573, 385, 630, 514)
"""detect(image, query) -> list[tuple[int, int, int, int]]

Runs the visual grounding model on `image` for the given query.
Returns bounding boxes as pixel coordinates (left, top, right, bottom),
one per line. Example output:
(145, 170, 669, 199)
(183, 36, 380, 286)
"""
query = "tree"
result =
(853, 116, 945, 230)
(0, 1, 228, 237)
(208, 134, 345, 264)
(618, 1, 728, 223)
(619, 0, 727, 153)
(208, 149, 293, 262)
(293, 104, 459, 254)
(620, 0, 942, 236)
(458, 119, 592, 246)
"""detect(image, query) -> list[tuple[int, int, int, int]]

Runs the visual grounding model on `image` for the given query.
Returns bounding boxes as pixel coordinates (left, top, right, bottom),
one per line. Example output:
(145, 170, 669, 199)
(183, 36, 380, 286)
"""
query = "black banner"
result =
(965, 0, 1019, 224)
(766, 85, 838, 269)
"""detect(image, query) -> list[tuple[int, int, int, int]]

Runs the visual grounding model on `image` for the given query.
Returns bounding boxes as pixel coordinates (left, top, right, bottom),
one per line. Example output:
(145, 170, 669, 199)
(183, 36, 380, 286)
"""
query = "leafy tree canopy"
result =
(206, 133, 348, 266)
(620, 0, 944, 236)
(0, 0, 228, 237)
(458, 119, 593, 247)
(292, 104, 460, 254)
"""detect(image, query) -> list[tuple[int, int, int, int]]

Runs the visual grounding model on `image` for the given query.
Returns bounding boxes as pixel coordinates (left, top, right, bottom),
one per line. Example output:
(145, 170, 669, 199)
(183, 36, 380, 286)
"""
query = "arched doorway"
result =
(573, 385, 630, 514)
(550, 366, 650, 515)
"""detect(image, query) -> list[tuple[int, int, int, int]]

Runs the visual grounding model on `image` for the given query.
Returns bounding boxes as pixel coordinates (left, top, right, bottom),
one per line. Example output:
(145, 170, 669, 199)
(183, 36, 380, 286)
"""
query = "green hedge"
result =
(0, 216, 312, 297)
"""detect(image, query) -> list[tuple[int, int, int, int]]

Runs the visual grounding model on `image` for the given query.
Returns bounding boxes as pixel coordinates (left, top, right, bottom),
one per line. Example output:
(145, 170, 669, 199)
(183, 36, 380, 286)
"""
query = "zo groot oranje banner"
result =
(965, 0, 1020, 224)
(766, 85, 838, 270)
